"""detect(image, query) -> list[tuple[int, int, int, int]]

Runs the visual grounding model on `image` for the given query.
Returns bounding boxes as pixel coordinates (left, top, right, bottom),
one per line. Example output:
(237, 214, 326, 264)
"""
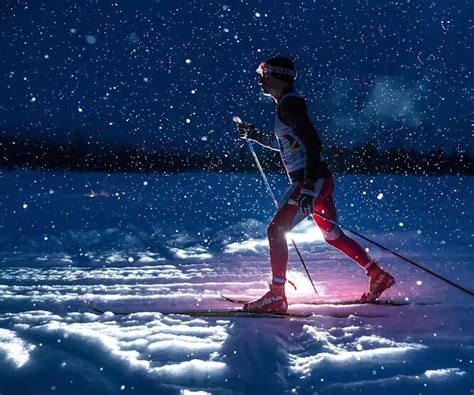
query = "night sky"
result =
(1, 0, 472, 155)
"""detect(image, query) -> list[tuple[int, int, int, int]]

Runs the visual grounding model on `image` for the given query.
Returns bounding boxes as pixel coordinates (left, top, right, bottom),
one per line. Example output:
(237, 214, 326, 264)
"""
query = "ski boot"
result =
(360, 267, 395, 303)
(243, 283, 288, 313)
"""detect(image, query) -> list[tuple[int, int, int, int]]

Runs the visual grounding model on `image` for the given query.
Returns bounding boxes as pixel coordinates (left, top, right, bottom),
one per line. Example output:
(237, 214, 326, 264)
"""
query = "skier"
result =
(236, 56, 395, 313)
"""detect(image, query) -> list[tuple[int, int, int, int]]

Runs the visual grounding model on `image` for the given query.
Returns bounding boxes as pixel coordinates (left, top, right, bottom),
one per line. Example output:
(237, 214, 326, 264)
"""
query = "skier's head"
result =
(256, 56, 297, 98)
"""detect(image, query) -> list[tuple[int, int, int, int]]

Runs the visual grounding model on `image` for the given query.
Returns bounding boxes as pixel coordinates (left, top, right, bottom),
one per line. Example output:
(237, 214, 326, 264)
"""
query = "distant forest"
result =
(0, 133, 472, 176)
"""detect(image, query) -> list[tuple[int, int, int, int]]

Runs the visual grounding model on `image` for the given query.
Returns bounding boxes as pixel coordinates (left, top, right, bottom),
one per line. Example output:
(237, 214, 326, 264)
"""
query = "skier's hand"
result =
(298, 189, 317, 216)
(236, 122, 257, 140)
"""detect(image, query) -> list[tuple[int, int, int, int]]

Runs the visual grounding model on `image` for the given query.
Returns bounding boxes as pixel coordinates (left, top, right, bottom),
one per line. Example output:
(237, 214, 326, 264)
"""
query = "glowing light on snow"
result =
(78, 107, 83, 112)
(181, 390, 211, 395)
(0, 329, 36, 368)
(225, 222, 324, 254)
(148, 338, 221, 353)
(224, 238, 267, 253)
(201, 136, 208, 141)
(171, 247, 212, 259)
(377, 193, 384, 200)
(37, 314, 228, 384)
(424, 368, 466, 379)
(186, 118, 191, 124)
(136, 255, 155, 263)
(153, 359, 226, 379)
(416, 280, 422, 286)
(30, 97, 36, 103)
(286, 221, 325, 244)
(290, 329, 426, 375)
(185, 59, 192, 64)
(286, 270, 326, 296)
(22, 203, 28, 209)
(255, 12, 261, 17)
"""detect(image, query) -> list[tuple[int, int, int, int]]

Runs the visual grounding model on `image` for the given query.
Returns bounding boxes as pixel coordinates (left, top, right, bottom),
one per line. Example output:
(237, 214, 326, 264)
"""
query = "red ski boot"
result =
(360, 267, 395, 303)
(243, 283, 288, 313)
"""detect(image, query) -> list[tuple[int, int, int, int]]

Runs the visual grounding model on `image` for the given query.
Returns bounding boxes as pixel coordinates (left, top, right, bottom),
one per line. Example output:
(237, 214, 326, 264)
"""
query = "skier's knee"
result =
(321, 225, 342, 243)
(267, 221, 287, 242)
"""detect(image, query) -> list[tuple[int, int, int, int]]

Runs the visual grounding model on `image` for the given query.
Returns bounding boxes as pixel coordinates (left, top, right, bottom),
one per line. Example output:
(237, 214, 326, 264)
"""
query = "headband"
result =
(256, 62, 297, 79)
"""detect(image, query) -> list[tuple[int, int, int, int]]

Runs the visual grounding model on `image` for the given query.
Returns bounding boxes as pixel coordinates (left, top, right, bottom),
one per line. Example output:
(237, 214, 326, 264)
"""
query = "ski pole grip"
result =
(232, 116, 242, 124)
(233, 116, 252, 128)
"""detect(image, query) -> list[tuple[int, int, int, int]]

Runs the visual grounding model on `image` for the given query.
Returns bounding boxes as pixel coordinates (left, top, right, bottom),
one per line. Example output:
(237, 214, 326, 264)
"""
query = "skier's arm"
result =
(279, 97, 323, 187)
(237, 122, 279, 151)
(248, 128, 280, 151)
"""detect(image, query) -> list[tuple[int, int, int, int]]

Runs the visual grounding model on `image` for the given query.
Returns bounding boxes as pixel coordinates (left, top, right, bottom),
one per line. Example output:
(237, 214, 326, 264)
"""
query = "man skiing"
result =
(236, 56, 395, 313)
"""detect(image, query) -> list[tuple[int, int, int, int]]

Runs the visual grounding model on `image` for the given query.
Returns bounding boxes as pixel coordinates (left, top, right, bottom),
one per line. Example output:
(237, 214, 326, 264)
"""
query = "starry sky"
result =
(1, 0, 472, 155)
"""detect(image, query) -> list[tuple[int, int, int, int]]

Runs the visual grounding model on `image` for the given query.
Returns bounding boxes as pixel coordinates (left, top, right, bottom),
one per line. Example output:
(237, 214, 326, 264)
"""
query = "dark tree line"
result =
(0, 133, 472, 175)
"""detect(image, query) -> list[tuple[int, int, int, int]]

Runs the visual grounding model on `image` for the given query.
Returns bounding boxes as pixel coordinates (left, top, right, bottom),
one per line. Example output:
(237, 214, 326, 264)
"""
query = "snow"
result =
(85, 35, 96, 45)
(0, 170, 472, 394)
(0, 328, 36, 368)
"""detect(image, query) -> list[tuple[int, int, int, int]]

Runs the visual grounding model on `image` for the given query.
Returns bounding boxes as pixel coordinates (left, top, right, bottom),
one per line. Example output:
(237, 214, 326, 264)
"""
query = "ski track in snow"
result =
(0, 171, 473, 394)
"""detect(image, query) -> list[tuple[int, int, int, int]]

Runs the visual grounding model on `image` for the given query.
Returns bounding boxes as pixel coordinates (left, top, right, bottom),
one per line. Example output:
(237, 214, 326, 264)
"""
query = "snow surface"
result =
(0, 170, 472, 394)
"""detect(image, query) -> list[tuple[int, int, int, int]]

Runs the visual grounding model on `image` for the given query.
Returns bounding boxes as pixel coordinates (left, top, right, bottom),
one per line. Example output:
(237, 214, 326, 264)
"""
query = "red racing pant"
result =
(268, 176, 376, 284)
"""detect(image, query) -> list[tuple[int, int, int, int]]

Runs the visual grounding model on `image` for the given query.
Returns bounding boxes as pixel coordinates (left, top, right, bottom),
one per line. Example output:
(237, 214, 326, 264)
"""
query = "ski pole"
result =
(286, 199, 474, 297)
(233, 116, 319, 295)
(232, 118, 472, 297)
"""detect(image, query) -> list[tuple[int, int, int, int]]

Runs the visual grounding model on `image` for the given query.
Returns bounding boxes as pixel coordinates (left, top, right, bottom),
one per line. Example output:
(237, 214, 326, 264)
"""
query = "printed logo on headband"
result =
(256, 62, 297, 79)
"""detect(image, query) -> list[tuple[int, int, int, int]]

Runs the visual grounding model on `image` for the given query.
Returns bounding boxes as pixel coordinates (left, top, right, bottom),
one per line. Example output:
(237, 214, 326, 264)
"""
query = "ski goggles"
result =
(256, 62, 297, 80)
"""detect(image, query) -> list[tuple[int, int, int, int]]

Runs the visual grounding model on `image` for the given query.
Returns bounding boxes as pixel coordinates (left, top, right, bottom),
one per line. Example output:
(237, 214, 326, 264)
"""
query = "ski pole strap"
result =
(287, 279, 297, 291)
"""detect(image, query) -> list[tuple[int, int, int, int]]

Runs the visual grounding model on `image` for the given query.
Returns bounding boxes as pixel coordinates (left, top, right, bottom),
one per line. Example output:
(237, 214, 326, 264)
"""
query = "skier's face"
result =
(258, 73, 276, 96)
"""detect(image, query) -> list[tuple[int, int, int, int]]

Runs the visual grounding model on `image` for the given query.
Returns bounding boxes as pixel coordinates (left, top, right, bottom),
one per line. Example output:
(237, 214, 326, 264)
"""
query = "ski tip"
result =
(232, 116, 242, 124)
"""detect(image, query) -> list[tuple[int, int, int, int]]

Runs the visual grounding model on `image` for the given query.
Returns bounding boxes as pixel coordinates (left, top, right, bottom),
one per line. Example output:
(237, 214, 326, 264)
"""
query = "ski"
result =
(219, 293, 432, 307)
(174, 310, 312, 319)
(171, 310, 388, 319)
(86, 302, 386, 319)
(86, 302, 310, 319)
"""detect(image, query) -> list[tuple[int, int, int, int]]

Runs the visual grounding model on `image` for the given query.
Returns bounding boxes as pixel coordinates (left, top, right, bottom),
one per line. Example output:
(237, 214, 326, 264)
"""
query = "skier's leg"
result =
(243, 183, 305, 313)
(311, 177, 377, 274)
(267, 183, 305, 284)
(311, 177, 395, 301)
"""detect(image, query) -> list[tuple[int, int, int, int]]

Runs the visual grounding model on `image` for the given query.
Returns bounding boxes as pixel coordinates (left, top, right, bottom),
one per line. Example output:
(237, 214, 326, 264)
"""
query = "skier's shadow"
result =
(218, 316, 307, 394)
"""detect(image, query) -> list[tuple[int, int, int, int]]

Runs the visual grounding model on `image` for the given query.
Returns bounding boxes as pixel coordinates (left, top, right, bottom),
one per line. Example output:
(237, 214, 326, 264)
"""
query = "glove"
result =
(298, 188, 317, 216)
(236, 122, 257, 140)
